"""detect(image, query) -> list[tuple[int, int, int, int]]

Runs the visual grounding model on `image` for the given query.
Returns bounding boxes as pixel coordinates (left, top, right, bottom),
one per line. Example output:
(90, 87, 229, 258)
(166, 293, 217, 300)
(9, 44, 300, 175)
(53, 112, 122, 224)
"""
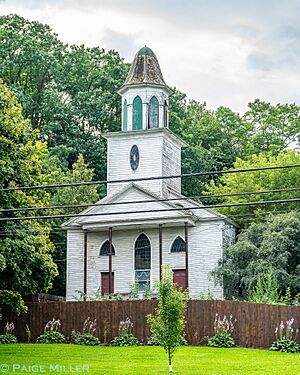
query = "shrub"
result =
(110, 334, 139, 346)
(110, 317, 139, 346)
(70, 329, 81, 344)
(0, 333, 17, 344)
(270, 318, 299, 353)
(206, 313, 236, 348)
(129, 279, 140, 299)
(0, 291, 27, 320)
(0, 322, 17, 344)
(207, 332, 235, 348)
(36, 318, 65, 344)
(270, 339, 299, 353)
(197, 290, 215, 300)
(74, 290, 125, 301)
(36, 331, 65, 344)
(75, 332, 100, 346)
(75, 317, 100, 346)
(248, 270, 281, 304)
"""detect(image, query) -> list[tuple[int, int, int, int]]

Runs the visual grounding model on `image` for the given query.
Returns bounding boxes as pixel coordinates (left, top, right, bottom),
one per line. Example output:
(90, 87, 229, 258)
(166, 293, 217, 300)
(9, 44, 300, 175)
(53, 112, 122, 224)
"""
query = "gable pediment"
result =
(62, 183, 196, 229)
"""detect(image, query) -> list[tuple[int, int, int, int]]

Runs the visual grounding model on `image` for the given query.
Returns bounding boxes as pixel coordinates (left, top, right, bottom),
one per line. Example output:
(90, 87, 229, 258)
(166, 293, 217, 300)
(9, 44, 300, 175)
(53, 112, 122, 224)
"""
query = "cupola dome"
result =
(124, 46, 166, 86)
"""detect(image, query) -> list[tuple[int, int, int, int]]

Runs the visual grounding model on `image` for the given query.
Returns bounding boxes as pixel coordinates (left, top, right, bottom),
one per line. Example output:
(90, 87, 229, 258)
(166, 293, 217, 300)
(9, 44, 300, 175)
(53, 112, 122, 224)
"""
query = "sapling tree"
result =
(147, 265, 188, 372)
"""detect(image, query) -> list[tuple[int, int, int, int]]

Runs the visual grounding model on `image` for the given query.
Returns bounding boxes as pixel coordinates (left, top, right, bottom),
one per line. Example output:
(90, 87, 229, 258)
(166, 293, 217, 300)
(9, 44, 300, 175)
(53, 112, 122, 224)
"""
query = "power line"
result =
(1, 187, 300, 214)
(1, 163, 300, 193)
(230, 209, 299, 218)
(1, 209, 299, 237)
(1, 197, 300, 222)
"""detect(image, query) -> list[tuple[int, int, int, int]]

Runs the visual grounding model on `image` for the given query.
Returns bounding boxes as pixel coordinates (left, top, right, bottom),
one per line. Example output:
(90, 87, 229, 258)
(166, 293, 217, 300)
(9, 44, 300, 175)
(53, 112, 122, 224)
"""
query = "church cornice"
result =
(118, 82, 174, 96)
(103, 127, 187, 148)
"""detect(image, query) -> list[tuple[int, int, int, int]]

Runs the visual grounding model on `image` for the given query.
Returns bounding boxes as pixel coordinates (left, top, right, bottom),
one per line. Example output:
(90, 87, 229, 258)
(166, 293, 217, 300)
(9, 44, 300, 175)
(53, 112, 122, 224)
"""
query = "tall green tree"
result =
(206, 150, 300, 224)
(213, 211, 300, 299)
(0, 79, 57, 313)
(0, 14, 129, 180)
(245, 99, 300, 154)
(169, 93, 300, 198)
(0, 14, 65, 130)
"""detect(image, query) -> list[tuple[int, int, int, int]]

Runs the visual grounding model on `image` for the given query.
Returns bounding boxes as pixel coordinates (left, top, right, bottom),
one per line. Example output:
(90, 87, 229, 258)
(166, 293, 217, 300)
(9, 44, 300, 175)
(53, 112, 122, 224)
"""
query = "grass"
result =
(0, 345, 299, 374)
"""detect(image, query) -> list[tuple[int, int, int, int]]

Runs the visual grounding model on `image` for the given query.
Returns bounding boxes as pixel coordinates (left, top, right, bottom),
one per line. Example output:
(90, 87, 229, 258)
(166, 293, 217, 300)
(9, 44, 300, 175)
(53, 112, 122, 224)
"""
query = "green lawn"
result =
(0, 345, 299, 374)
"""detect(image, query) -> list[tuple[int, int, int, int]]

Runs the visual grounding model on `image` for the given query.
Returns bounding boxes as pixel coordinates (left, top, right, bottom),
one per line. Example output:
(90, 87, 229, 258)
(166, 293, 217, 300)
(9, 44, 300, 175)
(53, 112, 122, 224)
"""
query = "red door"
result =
(101, 272, 114, 295)
(173, 269, 187, 290)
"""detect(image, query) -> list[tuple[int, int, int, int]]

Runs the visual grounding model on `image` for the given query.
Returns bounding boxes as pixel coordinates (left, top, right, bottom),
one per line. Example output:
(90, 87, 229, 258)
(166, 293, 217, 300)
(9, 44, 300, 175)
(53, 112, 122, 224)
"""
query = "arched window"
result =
(99, 240, 116, 256)
(171, 236, 185, 252)
(148, 96, 159, 129)
(135, 233, 151, 290)
(132, 96, 143, 130)
(123, 99, 128, 131)
(163, 100, 168, 127)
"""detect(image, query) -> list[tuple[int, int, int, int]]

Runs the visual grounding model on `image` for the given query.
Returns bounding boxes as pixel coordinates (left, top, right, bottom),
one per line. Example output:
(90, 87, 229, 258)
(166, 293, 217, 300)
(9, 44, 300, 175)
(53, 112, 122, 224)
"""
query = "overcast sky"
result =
(1, 0, 300, 113)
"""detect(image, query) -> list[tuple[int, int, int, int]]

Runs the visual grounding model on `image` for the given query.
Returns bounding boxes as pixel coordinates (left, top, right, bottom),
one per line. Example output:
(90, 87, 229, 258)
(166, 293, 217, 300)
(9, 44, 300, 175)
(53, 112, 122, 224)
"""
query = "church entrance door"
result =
(173, 269, 187, 290)
(101, 272, 114, 295)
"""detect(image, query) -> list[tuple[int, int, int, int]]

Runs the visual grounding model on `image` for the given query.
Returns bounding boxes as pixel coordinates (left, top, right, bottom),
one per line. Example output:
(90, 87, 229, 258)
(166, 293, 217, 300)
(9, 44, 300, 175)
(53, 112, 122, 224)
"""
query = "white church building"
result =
(63, 46, 236, 300)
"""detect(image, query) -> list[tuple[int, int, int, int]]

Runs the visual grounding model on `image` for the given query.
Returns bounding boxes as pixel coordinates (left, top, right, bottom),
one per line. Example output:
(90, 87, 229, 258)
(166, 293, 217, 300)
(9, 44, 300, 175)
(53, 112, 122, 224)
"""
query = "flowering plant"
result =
(44, 318, 61, 332)
(206, 313, 237, 348)
(270, 318, 299, 353)
(36, 318, 65, 344)
(0, 322, 17, 344)
(110, 317, 139, 346)
(74, 317, 100, 346)
(83, 317, 97, 334)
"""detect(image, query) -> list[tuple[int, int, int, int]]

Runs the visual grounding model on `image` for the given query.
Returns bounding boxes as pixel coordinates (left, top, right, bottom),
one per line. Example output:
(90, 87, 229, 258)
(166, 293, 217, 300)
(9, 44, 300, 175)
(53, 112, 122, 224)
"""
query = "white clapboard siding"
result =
(106, 129, 182, 197)
(66, 230, 84, 301)
(66, 221, 227, 300)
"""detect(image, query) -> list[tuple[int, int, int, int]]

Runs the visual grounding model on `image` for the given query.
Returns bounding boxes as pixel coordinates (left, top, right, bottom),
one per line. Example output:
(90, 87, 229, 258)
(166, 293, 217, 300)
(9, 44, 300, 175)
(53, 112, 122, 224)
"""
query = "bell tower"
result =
(118, 46, 173, 131)
(104, 46, 186, 197)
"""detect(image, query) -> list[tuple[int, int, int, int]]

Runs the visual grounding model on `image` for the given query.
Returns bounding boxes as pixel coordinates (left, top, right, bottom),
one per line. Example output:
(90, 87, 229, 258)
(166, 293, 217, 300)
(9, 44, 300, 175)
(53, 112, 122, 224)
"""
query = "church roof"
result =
(124, 46, 166, 87)
(61, 182, 236, 231)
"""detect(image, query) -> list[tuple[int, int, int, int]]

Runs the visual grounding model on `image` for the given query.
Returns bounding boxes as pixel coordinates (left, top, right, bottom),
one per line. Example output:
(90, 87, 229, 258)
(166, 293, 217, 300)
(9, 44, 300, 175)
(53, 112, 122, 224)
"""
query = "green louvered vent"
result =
(132, 96, 143, 130)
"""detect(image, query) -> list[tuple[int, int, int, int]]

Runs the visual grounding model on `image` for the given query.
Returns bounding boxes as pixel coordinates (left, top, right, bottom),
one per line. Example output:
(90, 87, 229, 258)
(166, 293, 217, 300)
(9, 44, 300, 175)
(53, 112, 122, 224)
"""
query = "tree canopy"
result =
(0, 14, 129, 180)
(205, 151, 300, 224)
(213, 211, 300, 299)
(0, 79, 57, 310)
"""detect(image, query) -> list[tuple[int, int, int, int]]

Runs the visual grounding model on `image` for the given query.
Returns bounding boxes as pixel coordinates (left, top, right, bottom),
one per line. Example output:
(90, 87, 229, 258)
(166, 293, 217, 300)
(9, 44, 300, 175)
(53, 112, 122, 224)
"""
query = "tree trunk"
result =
(168, 348, 173, 372)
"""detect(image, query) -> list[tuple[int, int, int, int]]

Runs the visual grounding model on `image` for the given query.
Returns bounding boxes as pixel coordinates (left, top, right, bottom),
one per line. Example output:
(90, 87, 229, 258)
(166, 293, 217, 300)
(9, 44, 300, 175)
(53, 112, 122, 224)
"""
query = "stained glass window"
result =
(135, 233, 151, 269)
(134, 233, 151, 291)
(171, 236, 185, 252)
(135, 270, 150, 291)
(99, 240, 116, 256)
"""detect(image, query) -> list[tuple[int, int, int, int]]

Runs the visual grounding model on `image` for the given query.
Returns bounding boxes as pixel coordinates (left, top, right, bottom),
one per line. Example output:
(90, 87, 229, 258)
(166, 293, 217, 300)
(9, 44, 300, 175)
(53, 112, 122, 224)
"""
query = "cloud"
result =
(102, 29, 138, 60)
(247, 52, 271, 71)
(0, 0, 299, 112)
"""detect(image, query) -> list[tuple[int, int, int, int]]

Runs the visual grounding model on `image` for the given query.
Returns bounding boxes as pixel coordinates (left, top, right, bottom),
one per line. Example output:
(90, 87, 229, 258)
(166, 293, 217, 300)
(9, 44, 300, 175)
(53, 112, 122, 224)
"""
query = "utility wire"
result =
(1, 197, 300, 222)
(230, 209, 299, 218)
(0, 208, 298, 236)
(1, 163, 300, 193)
(1, 187, 300, 214)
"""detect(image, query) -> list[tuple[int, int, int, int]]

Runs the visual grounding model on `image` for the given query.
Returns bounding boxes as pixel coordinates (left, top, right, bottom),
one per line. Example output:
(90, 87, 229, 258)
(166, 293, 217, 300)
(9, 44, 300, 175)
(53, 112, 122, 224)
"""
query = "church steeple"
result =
(104, 46, 186, 198)
(119, 46, 173, 132)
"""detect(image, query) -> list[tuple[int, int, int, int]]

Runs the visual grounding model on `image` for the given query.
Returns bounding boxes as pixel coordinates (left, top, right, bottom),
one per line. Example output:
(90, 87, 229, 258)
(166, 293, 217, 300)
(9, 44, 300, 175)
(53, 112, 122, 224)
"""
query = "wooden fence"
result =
(2, 300, 300, 348)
